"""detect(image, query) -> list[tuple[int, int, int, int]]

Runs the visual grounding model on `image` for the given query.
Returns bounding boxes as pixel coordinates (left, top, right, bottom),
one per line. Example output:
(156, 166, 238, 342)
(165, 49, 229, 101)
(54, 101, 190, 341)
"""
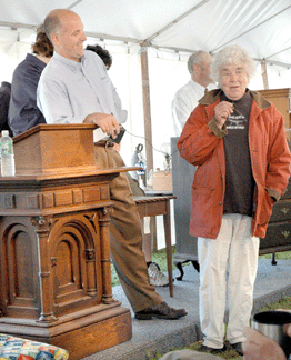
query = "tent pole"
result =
(140, 41, 153, 175)
(261, 59, 269, 90)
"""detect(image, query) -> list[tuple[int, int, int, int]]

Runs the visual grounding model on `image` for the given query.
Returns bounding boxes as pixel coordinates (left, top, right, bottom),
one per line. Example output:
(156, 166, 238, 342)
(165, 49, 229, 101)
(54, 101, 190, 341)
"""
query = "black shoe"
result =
(231, 342, 243, 356)
(198, 344, 226, 354)
(134, 301, 188, 320)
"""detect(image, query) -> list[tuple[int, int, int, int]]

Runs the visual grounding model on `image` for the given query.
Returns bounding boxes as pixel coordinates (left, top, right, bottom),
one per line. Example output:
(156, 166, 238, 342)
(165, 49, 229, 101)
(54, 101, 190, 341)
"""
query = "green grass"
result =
(260, 251, 291, 260)
(260, 296, 291, 311)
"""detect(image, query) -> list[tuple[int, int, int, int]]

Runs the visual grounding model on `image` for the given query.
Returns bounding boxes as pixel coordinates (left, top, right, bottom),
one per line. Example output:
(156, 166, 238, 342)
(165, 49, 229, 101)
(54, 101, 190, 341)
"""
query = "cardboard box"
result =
(152, 170, 172, 191)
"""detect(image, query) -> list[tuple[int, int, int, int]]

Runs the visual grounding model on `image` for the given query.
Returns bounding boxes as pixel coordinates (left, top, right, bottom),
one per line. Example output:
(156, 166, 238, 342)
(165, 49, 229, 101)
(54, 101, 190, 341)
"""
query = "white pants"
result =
(198, 214, 260, 349)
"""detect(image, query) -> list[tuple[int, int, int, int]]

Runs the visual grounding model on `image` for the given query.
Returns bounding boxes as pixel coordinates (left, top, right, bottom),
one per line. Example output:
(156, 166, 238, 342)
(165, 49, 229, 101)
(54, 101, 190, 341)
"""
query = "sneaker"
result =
(134, 301, 187, 320)
(148, 262, 169, 287)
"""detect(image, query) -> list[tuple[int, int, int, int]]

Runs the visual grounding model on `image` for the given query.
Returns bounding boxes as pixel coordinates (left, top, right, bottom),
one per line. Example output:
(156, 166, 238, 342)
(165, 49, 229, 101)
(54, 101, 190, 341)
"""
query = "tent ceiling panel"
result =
(0, 0, 290, 66)
(75, 0, 202, 41)
(150, 0, 290, 56)
(0, 0, 74, 26)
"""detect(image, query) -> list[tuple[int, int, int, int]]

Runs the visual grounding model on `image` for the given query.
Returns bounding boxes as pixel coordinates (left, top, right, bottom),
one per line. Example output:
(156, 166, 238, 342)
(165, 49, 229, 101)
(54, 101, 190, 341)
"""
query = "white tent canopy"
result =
(1, 0, 291, 64)
(0, 0, 291, 169)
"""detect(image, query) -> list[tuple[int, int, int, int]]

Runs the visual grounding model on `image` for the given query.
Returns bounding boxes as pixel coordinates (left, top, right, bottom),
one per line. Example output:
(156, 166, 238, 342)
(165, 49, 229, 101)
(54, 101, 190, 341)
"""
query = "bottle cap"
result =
(1, 130, 9, 137)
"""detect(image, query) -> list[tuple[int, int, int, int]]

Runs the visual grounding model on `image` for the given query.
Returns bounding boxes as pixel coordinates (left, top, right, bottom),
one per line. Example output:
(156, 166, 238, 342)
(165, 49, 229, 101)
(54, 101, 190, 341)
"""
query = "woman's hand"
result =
(214, 101, 233, 129)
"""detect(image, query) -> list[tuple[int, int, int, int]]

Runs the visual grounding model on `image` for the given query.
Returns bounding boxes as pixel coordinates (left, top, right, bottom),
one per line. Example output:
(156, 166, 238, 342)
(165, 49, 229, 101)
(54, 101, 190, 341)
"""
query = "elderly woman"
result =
(177, 44, 291, 355)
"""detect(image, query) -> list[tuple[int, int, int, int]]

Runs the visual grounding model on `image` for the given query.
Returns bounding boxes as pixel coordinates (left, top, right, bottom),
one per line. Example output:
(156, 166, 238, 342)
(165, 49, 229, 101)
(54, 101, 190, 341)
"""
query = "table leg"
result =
(163, 199, 173, 297)
(151, 217, 158, 252)
(141, 218, 152, 263)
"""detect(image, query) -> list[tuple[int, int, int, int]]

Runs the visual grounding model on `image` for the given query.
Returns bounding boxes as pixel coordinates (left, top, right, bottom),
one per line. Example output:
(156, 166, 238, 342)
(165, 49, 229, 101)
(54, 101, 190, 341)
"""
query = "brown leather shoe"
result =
(134, 301, 188, 320)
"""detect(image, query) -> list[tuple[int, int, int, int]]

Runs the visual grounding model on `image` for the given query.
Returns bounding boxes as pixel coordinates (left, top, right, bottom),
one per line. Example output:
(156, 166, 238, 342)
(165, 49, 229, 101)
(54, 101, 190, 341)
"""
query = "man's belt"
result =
(94, 140, 114, 148)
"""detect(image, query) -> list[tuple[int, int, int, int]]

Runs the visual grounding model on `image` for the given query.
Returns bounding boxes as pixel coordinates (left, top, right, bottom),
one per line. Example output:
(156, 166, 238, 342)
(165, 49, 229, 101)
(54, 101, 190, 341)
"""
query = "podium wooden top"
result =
(13, 123, 97, 143)
(13, 123, 98, 175)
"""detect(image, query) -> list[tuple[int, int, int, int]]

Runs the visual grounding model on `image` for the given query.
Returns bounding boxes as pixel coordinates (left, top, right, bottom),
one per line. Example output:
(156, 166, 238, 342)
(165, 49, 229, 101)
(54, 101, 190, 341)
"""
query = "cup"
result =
(251, 310, 291, 358)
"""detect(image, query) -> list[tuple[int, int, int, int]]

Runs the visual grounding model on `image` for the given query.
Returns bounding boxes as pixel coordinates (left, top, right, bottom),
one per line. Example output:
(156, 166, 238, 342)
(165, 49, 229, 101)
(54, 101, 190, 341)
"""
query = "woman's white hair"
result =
(210, 44, 255, 85)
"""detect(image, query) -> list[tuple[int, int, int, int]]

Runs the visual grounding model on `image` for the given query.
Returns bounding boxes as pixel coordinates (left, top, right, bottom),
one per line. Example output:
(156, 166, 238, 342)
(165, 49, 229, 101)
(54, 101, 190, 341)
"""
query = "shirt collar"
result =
(189, 79, 204, 90)
(53, 50, 84, 72)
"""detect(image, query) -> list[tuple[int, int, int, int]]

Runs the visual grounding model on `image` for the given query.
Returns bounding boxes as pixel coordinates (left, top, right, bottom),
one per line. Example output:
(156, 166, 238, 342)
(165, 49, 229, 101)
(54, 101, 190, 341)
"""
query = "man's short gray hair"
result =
(43, 9, 71, 41)
(211, 44, 255, 84)
(187, 51, 209, 74)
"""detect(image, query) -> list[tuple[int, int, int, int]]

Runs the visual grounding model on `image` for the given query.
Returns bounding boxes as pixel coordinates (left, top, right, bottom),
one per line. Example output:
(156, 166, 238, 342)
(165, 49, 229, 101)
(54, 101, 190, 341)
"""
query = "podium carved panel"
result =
(48, 213, 101, 315)
(0, 218, 39, 319)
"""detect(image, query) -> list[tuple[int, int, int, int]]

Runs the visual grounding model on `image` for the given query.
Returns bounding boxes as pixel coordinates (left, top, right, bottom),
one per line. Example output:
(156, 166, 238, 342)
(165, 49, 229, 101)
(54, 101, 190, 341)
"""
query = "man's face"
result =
(54, 13, 87, 62)
(220, 62, 248, 100)
(194, 54, 212, 87)
(199, 56, 212, 82)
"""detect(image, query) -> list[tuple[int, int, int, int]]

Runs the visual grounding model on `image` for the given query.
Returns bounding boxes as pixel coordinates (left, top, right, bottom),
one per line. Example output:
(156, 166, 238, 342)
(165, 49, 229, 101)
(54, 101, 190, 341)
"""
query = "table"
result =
(143, 189, 173, 251)
(134, 196, 175, 297)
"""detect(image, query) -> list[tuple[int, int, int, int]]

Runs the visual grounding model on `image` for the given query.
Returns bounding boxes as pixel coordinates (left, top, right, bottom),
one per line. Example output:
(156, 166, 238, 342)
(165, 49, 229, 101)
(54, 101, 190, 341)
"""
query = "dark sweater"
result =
(9, 53, 47, 136)
(222, 90, 255, 217)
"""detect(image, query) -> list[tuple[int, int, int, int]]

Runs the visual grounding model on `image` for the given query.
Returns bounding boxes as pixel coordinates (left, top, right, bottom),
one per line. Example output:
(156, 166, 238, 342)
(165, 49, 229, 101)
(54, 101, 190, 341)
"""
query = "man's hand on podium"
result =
(83, 112, 120, 138)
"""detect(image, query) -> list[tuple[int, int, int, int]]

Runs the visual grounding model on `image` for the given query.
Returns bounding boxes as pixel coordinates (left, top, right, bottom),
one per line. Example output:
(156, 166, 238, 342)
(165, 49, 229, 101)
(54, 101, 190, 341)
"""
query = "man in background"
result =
(171, 51, 214, 137)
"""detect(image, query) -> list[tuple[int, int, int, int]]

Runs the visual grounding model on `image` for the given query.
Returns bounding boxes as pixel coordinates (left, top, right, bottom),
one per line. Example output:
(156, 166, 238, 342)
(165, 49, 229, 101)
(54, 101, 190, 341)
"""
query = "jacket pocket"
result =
(191, 186, 221, 227)
(257, 189, 274, 225)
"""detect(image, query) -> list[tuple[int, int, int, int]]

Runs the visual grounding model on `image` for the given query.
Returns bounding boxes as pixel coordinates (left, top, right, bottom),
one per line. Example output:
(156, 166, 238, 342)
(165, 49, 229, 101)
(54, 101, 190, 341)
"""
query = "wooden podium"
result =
(0, 124, 132, 359)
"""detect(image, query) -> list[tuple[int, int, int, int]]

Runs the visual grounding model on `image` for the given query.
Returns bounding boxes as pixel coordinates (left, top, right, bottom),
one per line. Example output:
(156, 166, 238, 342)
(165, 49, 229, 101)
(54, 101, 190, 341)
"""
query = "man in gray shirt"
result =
(38, 8, 187, 320)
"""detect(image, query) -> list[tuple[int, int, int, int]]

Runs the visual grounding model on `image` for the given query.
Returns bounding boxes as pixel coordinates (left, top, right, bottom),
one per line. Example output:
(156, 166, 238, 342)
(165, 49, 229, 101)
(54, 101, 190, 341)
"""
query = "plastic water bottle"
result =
(0, 130, 14, 177)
